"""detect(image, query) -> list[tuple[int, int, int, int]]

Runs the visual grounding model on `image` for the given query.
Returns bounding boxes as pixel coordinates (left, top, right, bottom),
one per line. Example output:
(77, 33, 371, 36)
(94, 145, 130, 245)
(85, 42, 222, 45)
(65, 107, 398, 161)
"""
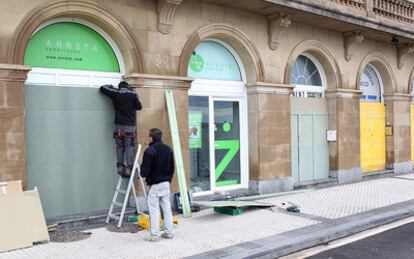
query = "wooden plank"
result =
(0, 180, 22, 195)
(0, 188, 49, 252)
(235, 189, 315, 201)
(165, 90, 191, 218)
(193, 200, 274, 208)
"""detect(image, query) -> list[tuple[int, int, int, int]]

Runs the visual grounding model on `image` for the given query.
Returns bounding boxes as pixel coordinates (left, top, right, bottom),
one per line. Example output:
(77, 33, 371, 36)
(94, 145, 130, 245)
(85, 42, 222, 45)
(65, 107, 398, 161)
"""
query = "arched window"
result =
(188, 40, 242, 82)
(24, 22, 120, 72)
(290, 54, 325, 98)
(360, 64, 383, 102)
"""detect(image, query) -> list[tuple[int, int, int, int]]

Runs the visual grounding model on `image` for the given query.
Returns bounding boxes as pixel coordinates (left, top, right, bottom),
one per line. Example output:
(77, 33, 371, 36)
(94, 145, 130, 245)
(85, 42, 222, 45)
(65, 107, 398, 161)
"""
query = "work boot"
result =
(161, 233, 174, 239)
(144, 235, 159, 242)
(117, 164, 125, 177)
(123, 166, 133, 178)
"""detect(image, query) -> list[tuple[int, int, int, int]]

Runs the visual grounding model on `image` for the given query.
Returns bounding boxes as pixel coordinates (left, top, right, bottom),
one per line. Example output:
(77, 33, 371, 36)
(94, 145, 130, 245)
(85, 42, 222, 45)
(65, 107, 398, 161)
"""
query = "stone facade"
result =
(0, 64, 30, 187)
(0, 0, 414, 198)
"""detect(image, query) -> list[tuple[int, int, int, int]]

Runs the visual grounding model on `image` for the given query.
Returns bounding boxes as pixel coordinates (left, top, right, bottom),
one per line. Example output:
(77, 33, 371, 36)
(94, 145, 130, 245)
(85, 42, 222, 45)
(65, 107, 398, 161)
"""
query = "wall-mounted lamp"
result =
(391, 35, 399, 44)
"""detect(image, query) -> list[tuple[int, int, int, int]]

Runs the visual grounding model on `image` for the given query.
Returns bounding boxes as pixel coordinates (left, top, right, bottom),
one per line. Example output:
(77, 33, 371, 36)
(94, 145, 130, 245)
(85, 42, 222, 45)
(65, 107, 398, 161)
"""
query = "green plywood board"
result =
(165, 90, 191, 218)
(214, 206, 244, 216)
(25, 85, 117, 218)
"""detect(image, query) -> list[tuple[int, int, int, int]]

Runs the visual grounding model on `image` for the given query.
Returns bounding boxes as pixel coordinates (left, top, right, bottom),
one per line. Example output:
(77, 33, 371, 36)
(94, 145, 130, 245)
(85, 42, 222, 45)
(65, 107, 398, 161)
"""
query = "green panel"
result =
(28, 161, 117, 218)
(313, 114, 329, 179)
(214, 100, 241, 187)
(298, 114, 314, 182)
(291, 97, 328, 113)
(24, 22, 119, 72)
(25, 85, 118, 218)
(291, 115, 299, 182)
(188, 41, 242, 81)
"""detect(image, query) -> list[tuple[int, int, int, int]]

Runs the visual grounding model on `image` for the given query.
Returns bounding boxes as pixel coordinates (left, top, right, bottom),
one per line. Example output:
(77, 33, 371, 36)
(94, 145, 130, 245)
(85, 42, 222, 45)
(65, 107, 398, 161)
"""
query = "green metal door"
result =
(291, 98, 329, 182)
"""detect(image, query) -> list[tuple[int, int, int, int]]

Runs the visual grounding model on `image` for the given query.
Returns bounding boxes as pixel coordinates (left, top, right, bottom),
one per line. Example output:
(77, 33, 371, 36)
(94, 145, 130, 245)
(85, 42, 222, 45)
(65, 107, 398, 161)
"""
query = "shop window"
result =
(290, 55, 325, 98)
(360, 64, 382, 102)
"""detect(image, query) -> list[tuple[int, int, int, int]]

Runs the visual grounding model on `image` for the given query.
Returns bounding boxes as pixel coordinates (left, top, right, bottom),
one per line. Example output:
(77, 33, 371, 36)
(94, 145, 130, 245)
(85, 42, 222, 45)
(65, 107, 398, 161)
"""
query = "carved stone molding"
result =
(123, 73, 193, 90)
(343, 31, 364, 61)
(246, 82, 294, 95)
(157, 0, 182, 34)
(0, 64, 31, 82)
(397, 43, 414, 69)
(267, 13, 291, 50)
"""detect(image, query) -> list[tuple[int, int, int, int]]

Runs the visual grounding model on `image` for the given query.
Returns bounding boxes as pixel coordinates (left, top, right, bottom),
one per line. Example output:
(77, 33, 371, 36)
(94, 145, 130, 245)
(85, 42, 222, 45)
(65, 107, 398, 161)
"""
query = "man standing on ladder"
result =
(141, 128, 175, 242)
(100, 81, 142, 177)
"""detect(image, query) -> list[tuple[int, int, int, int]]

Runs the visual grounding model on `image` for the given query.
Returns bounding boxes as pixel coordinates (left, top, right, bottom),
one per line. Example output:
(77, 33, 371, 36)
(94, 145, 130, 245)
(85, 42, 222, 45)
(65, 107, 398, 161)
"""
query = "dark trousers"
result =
(114, 124, 136, 168)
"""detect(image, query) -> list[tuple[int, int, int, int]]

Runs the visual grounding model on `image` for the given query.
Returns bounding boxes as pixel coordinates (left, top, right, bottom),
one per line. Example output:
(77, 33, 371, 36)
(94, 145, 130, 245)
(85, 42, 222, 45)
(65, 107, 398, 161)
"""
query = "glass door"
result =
(189, 96, 211, 193)
(189, 96, 245, 194)
(212, 99, 241, 189)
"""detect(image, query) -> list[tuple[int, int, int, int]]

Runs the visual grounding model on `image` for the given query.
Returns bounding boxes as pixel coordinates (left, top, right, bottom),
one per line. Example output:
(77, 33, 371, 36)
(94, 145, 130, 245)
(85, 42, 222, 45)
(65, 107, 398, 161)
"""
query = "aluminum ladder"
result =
(106, 144, 147, 228)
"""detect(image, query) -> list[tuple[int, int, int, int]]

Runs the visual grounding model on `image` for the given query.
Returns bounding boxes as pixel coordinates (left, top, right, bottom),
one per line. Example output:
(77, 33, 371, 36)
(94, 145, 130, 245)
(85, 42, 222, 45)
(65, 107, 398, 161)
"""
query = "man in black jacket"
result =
(100, 81, 142, 177)
(141, 128, 175, 241)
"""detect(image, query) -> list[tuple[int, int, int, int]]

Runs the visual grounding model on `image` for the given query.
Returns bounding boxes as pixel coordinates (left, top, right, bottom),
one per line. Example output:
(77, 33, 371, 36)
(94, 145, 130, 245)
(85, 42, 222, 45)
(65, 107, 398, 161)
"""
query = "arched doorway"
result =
(290, 54, 329, 182)
(187, 40, 248, 194)
(359, 64, 386, 172)
(24, 20, 123, 218)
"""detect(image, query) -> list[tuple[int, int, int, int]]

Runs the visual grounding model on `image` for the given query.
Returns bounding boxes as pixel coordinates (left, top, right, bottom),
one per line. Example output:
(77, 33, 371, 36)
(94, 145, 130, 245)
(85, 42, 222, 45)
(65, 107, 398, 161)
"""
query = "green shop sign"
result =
(188, 41, 242, 81)
(24, 22, 120, 72)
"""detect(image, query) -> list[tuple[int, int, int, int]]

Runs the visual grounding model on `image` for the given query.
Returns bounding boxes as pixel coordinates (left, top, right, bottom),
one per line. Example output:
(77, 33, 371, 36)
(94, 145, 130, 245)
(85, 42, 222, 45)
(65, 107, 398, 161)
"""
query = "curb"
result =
(187, 200, 414, 259)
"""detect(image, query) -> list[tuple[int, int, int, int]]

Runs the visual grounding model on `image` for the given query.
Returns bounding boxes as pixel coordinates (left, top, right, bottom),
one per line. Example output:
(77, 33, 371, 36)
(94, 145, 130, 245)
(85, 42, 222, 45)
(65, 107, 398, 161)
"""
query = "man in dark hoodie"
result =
(100, 81, 142, 177)
(141, 128, 175, 242)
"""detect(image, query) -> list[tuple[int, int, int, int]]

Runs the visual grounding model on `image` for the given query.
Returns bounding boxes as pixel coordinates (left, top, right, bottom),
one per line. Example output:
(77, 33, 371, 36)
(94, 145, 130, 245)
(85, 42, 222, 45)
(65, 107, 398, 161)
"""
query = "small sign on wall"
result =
(327, 130, 337, 142)
(385, 126, 393, 136)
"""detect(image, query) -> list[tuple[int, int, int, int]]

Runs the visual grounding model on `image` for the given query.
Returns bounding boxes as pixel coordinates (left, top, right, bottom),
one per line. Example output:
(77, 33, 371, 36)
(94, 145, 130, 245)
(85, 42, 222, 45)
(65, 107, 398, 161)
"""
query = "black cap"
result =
(118, 81, 129, 88)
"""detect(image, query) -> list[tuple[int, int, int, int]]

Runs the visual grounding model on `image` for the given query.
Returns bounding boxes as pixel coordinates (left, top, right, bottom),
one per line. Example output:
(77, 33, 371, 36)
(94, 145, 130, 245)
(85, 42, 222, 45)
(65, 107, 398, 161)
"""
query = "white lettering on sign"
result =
(65, 42, 72, 50)
(44, 40, 99, 53)
(75, 42, 81, 51)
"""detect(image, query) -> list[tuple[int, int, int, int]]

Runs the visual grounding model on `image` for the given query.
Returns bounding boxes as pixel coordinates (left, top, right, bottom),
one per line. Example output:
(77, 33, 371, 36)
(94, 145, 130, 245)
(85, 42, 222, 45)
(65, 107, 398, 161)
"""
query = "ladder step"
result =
(112, 201, 123, 207)
(116, 189, 127, 194)
(108, 214, 120, 220)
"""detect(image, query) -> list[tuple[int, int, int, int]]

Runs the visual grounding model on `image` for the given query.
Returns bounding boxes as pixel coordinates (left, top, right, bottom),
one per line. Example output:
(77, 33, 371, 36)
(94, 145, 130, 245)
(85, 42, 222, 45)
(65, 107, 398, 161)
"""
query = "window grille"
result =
(290, 55, 324, 98)
(360, 64, 382, 102)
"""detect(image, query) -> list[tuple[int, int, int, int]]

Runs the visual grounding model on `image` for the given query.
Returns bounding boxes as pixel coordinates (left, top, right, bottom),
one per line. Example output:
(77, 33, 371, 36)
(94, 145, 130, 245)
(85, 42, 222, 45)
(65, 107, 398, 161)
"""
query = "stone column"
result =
(0, 64, 31, 188)
(326, 89, 362, 183)
(365, 0, 375, 18)
(384, 93, 412, 173)
(246, 82, 294, 194)
(124, 74, 193, 193)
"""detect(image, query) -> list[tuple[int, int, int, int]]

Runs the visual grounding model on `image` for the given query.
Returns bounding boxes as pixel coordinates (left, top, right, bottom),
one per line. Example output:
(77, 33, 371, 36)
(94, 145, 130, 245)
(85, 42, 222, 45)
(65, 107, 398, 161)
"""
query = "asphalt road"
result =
(307, 221, 414, 259)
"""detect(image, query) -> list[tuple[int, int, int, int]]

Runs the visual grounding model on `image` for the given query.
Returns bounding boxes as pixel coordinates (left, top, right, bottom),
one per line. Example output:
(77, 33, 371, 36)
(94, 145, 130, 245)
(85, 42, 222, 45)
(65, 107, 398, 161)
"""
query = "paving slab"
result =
(2, 174, 414, 259)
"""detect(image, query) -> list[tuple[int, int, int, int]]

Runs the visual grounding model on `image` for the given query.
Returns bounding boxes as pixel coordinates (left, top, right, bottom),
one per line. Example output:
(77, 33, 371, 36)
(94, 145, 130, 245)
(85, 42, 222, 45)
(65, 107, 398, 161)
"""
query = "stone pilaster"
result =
(326, 89, 362, 183)
(123, 73, 193, 192)
(246, 82, 294, 194)
(0, 64, 31, 188)
(384, 93, 412, 173)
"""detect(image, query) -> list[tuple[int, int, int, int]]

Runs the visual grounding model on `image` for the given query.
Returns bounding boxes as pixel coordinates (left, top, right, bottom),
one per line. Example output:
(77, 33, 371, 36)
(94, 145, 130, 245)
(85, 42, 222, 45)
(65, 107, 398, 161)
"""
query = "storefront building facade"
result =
(1, 0, 414, 219)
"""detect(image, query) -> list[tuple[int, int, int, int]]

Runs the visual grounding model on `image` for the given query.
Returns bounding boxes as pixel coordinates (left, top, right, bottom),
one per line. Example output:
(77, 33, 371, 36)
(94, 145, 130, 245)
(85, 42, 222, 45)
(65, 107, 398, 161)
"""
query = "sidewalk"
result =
(3, 173, 414, 259)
